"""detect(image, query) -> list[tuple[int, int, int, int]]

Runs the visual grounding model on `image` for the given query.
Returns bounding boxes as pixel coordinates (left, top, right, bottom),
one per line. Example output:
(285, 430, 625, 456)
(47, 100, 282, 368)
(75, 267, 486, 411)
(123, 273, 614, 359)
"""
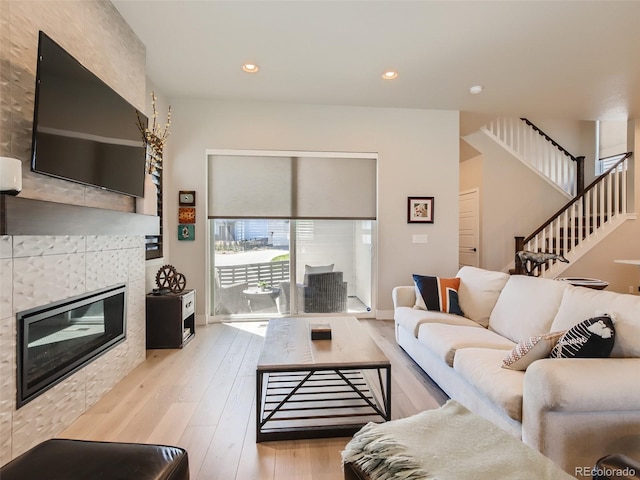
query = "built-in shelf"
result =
(0, 195, 159, 236)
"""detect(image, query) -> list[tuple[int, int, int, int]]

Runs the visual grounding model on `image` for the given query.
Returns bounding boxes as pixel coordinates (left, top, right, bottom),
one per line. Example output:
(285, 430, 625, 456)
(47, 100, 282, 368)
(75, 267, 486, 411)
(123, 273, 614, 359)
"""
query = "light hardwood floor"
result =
(60, 319, 447, 480)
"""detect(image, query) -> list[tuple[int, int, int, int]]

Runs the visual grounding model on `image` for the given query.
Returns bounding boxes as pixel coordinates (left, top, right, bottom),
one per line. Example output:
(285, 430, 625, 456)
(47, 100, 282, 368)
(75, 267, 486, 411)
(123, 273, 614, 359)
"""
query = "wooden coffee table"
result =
(256, 317, 391, 442)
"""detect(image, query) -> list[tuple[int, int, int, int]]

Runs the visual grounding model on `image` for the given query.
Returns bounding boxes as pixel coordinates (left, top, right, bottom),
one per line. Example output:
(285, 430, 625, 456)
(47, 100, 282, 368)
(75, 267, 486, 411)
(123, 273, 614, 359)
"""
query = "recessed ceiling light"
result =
(242, 63, 259, 73)
(382, 70, 398, 80)
(469, 85, 484, 95)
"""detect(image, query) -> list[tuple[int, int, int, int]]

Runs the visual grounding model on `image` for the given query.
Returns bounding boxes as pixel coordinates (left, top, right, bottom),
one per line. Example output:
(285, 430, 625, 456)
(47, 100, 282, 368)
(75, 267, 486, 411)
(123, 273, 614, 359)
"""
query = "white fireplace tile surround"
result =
(13, 253, 87, 314)
(12, 236, 86, 258)
(0, 237, 11, 259)
(0, 235, 147, 464)
(86, 250, 129, 292)
(0, 238, 11, 321)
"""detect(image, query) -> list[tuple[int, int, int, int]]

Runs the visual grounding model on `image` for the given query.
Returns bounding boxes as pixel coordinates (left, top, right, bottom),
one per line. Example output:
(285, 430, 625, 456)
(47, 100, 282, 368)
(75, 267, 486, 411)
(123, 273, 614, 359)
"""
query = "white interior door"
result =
(459, 189, 479, 268)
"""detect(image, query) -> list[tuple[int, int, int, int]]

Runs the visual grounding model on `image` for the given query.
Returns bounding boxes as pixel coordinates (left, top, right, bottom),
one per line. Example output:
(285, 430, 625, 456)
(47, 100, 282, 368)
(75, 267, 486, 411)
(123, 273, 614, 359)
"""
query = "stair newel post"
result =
(576, 156, 585, 196)
(575, 155, 586, 226)
(514, 236, 525, 274)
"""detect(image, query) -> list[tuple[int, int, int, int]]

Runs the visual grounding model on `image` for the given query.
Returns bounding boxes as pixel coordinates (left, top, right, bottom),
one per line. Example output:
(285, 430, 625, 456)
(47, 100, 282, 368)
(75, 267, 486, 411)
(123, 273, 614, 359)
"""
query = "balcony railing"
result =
(215, 260, 289, 288)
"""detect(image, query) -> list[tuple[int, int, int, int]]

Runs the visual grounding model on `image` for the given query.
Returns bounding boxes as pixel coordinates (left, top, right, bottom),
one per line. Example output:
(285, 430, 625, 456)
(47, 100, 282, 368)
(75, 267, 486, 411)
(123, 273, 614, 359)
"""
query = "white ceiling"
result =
(113, 0, 640, 127)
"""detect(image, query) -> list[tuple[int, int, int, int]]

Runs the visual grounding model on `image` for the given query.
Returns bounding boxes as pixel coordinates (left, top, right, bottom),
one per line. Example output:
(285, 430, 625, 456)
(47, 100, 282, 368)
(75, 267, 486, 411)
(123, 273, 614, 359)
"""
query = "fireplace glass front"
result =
(17, 284, 127, 408)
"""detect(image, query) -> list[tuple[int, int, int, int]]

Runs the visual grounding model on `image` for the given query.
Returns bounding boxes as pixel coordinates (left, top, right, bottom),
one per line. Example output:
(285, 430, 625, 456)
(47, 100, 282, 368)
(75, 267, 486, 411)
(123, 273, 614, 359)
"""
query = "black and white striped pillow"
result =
(550, 315, 615, 359)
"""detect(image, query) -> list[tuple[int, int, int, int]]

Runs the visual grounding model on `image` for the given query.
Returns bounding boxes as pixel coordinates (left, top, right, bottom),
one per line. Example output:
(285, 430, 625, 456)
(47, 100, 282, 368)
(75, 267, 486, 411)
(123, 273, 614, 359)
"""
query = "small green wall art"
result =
(178, 224, 195, 241)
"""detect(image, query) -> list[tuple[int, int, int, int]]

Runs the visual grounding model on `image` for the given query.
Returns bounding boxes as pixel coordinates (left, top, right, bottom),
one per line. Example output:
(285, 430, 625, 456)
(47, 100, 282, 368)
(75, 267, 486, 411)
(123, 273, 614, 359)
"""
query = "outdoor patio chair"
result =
(304, 271, 347, 313)
(213, 268, 249, 315)
(277, 281, 305, 314)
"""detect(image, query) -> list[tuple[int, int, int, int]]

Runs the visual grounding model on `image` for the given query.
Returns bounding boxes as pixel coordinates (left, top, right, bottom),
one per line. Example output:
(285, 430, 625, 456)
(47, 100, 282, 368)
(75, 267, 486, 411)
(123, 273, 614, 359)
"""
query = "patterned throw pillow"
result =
(550, 315, 615, 359)
(502, 332, 564, 371)
(413, 274, 464, 316)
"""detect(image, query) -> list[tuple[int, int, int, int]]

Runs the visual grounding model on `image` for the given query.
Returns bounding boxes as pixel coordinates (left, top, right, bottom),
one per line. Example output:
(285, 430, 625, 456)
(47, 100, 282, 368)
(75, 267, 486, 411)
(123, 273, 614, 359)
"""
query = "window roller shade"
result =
(209, 155, 376, 219)
(209, 155, 293, 218)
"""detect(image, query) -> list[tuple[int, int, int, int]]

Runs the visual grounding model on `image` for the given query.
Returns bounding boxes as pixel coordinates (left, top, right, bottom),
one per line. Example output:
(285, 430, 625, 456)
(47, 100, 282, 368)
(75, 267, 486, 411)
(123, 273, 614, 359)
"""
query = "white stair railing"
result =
(483, 117, 577, 196)
(522, 153, 631, 278)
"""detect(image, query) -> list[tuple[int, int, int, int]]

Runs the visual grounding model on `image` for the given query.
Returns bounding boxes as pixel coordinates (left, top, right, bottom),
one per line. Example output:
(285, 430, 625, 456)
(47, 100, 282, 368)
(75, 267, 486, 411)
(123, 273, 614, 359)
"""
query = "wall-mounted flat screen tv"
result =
(31, 31, 147, 198)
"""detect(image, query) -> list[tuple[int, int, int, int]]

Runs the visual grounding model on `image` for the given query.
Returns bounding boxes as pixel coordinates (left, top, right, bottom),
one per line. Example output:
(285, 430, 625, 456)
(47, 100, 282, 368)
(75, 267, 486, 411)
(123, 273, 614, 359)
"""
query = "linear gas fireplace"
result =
(16, 284, 127, 408)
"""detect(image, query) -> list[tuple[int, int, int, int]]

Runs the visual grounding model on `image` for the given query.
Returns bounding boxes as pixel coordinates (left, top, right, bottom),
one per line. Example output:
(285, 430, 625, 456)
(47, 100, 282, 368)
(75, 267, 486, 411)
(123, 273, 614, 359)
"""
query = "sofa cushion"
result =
(550, 285, 640, 358)
(550, 315, 615, 359)
(453, 348, 524, 421)
(395, 306, 481, 338)
(305, 264, 334, 274)
(489, 275, 569, 343)
(417, 323, 515, 366)
(413, 274, 464, 315)
(502, 331, 564, 371)
(456, 266, 510, 327)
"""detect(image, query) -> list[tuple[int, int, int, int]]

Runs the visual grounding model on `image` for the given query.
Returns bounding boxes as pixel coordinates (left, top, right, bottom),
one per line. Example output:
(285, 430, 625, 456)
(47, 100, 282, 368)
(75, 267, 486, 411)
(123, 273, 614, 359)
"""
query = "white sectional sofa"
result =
(393, 266, 640, 475)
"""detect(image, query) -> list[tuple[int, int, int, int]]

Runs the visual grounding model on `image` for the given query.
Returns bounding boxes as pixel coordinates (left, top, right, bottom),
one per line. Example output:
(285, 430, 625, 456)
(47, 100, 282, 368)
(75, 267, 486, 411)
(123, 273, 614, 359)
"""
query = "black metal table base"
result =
(256, 366, 391, 442)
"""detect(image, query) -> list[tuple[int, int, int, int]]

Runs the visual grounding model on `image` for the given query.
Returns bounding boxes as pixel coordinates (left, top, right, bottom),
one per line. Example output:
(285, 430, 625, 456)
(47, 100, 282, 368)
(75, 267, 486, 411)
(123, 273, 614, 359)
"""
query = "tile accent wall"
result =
(0, 235, 147, 464)
(0, 0, 148, 466)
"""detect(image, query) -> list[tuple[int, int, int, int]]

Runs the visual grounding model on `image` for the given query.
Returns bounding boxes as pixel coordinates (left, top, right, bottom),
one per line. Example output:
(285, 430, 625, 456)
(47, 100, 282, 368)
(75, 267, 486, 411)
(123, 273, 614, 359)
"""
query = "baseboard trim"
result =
(376, 309, 394, 320)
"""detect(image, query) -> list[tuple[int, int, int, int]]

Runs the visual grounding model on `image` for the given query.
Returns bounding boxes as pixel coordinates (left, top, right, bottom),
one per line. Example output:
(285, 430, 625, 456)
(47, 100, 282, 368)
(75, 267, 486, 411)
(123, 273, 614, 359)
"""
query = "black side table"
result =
(146, 289, 195, 348)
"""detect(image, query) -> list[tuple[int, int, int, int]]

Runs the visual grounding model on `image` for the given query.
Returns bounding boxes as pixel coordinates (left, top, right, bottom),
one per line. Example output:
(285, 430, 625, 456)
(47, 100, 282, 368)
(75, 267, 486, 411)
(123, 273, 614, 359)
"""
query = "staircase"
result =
(515, 152, 634, 278)
(469, 117, 635, 278)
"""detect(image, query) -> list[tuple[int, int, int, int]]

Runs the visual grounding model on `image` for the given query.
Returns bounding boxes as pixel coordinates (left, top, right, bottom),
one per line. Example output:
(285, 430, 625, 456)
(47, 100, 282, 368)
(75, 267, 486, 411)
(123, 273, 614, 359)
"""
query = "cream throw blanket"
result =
(342, 400, 576, 480)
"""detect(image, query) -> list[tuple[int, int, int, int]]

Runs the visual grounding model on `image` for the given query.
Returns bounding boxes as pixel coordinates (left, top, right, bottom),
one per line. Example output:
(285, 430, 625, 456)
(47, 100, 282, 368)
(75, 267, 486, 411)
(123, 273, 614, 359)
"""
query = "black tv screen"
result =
(31, 31, 147, 198)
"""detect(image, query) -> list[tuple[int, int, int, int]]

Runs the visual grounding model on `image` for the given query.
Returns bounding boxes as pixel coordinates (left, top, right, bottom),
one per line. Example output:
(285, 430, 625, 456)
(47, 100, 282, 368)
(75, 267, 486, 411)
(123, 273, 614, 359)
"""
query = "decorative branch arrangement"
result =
(137, 91, 172, 175)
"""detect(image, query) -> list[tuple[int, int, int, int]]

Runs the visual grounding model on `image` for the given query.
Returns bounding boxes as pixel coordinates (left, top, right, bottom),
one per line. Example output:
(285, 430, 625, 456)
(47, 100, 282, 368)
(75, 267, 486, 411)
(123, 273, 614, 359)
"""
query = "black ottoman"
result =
(0, 438, 189, 480)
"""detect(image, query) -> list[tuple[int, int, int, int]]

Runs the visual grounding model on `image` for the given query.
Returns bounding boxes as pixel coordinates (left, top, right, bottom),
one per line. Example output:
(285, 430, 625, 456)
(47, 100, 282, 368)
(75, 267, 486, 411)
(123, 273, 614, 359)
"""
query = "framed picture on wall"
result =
(179, 190, 196, 206)
(407, 197, 434, 223)
(178, 207, 196, 224)
(178, 224, 195, 241)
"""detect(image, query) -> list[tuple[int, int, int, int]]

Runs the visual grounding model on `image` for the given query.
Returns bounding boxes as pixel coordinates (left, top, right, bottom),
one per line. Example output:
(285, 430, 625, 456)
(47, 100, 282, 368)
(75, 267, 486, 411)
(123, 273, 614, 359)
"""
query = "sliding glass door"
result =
(211, 218, 290, 316)
(293, 219, 372, 315)
(208, 151, 376, 319)
(210, 218, 374, 318)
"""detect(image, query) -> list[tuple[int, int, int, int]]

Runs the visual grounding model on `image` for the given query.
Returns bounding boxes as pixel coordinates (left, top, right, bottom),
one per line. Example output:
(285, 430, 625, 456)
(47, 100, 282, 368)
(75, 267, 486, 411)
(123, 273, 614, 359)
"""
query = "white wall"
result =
(579, 121, 598, 184)
(629, 120, 639, 213)
(599, 121, 628, 159)
(460, 153, 483, 192)
(560, 220, 640, 294)
(164, 99, 460, 318)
